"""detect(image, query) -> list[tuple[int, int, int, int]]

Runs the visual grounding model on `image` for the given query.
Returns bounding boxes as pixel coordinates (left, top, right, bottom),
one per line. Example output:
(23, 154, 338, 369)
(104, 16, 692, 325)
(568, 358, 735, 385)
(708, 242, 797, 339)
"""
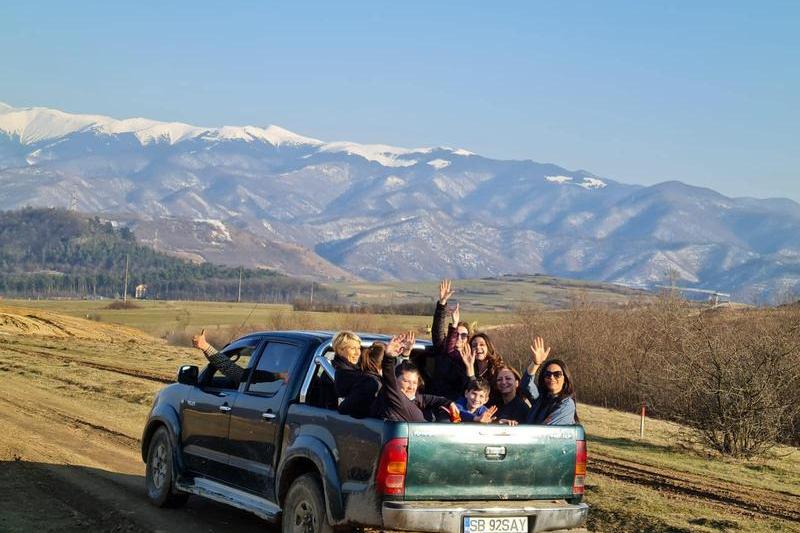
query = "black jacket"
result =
(492, 394, 531, 423)
(431, 301, 449, 352)
(371, 355, 451, 422)
(429, 303, 470, 400)
(333, 356, 381, 419)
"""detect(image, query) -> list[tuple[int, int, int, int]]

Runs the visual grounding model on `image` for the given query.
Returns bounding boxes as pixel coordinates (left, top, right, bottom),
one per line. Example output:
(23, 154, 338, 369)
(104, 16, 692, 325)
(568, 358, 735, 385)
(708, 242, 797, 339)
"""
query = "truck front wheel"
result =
(145, 426, 188, 508)
(283, 473, 343, 533)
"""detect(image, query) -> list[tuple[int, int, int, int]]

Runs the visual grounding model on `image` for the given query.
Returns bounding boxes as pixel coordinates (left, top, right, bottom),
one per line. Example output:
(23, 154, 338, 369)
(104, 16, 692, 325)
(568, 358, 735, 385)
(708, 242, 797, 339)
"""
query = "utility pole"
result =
(123, 254, 129, 302)
(310, 282, 314, 306)
(237, 266, 243, 303)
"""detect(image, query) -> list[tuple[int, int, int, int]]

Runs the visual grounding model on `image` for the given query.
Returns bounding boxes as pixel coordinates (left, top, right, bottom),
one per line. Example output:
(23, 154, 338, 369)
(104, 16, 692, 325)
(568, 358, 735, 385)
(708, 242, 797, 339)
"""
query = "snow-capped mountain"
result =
(1, 101, 798, 300)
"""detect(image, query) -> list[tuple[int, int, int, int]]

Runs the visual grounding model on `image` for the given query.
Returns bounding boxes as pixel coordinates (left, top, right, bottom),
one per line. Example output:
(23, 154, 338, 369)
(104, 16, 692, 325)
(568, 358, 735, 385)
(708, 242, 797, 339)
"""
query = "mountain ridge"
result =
(1, 101, 798, 301)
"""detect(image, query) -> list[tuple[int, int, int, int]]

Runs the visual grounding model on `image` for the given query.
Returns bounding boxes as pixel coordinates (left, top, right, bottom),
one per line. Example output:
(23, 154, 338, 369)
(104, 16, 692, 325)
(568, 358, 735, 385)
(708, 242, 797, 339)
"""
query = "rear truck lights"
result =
(377, 438, 408, 496)
(573, 439, 586, 494)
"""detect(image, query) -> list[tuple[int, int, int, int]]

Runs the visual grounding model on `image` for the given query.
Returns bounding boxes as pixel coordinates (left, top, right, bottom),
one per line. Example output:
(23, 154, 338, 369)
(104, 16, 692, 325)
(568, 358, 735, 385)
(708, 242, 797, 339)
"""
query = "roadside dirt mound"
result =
(0, 305, 152, 343)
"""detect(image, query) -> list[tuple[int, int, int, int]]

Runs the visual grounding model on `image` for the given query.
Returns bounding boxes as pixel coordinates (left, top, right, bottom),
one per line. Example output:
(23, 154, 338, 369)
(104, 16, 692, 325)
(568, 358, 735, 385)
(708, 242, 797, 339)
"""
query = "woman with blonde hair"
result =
(331, 331, 379, 419)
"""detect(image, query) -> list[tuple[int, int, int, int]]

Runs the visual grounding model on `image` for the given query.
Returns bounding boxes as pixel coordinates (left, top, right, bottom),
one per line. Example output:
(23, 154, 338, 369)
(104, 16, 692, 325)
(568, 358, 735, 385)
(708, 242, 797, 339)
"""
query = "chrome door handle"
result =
(262, 412, 277, 420)
(186, 400, 196, 407)
(219, 405, 232, 412)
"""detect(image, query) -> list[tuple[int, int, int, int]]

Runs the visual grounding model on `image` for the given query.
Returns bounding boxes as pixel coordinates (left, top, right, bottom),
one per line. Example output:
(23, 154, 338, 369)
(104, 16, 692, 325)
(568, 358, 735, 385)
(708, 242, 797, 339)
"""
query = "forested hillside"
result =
(0, 208, 334, 302)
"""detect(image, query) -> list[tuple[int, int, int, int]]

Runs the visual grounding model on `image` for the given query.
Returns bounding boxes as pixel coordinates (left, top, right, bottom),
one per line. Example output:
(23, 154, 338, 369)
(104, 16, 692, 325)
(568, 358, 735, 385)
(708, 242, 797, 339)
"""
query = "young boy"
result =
(454, 378, 496, 423)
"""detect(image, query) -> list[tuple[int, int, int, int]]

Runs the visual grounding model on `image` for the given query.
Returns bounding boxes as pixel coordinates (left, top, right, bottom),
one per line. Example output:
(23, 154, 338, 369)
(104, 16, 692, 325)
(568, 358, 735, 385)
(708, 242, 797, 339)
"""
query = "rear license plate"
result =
(463, 516, 528, 533)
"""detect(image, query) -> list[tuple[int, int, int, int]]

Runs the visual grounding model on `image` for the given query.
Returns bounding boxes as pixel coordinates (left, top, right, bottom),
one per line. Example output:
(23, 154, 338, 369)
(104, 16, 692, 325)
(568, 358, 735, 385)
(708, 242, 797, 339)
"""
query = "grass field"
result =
(0, 301, 798, 532)
(332, 273, 649, 312)
(2, 298, 513, 343)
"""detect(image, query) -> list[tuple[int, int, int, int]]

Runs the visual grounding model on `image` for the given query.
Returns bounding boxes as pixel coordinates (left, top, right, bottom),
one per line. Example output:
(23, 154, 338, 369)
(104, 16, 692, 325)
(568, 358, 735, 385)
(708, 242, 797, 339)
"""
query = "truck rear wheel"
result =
(283, 473, 342, 533)
(145, 426, 188, 508)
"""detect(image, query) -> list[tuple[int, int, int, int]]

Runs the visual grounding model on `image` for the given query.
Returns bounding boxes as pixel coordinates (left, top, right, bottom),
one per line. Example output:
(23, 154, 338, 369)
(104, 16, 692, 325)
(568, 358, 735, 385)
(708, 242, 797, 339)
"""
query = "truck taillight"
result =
(573, 439, 586, 495)
(376, 438, 408, 496)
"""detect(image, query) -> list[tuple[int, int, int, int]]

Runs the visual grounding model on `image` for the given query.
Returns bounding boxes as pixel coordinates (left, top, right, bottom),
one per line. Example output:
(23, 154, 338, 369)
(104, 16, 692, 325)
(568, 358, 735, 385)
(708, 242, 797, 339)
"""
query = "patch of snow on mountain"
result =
(319, 142, 419, 167)
(451, 148, 474, 156)
(546, 175, 573, 184)
(130, 122, 208, 145)
(26, 149, 42, 165)
(427, 159, 451, 170)
(0, 106, 107, 144)
(565, 212, 594, 227)
(579, 177, 607, 189)
(195, 218, 232, 244)
(384, 176, 406, 189)
(209, 125, 323, 146)
(0, 102, 323, 148)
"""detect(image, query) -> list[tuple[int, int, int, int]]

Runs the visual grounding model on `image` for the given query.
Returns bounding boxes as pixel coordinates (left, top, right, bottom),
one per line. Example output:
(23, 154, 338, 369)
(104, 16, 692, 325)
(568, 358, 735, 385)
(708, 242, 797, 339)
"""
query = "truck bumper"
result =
(382, 499, 589, 532)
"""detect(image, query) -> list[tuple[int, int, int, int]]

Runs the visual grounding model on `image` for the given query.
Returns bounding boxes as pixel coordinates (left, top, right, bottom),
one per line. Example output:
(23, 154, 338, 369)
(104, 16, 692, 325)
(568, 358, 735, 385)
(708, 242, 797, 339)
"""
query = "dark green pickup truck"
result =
(141, 331, 588, 533)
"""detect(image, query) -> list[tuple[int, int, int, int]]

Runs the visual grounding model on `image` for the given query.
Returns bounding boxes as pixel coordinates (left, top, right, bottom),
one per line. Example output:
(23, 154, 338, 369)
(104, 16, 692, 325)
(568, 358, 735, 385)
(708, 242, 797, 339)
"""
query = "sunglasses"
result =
(543, 370, 564, 379)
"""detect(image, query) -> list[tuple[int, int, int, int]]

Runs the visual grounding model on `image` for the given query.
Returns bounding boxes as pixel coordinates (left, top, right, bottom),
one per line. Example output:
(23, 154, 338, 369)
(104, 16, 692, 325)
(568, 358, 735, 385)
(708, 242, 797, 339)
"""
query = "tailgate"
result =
(403, 423, 582, 500)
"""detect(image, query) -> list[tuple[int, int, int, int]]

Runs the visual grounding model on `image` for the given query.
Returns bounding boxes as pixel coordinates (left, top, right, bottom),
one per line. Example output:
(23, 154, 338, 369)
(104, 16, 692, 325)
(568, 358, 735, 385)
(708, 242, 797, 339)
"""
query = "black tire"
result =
(145, 426, 189, 508)
(282, 473, 337, 533)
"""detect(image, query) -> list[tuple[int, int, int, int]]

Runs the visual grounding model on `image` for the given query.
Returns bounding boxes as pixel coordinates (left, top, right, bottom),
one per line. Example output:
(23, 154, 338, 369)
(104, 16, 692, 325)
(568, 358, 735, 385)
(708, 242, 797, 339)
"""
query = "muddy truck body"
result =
(141, 331, 589, 533)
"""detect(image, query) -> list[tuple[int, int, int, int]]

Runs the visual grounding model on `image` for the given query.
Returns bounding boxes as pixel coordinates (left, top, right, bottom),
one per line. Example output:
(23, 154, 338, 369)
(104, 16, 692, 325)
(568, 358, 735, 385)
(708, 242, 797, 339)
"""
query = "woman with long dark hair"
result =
(430, 280, 473, 399)
(520, 337, 578, 425)
(446, 324, 505, 404)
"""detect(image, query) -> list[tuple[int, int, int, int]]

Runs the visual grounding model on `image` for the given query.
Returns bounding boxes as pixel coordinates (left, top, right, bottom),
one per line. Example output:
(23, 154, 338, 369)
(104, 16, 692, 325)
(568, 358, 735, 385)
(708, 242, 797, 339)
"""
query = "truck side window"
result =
(207, 337, 261, 389)
(247, 342, 299, 395)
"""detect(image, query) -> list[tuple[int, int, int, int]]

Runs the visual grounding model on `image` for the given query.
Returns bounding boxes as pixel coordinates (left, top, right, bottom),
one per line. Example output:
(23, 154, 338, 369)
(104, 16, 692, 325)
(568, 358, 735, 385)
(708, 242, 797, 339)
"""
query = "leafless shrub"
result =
(650, 311, 800, 457)
(492, 295, 800, 456)
(104, 300, 141, 310)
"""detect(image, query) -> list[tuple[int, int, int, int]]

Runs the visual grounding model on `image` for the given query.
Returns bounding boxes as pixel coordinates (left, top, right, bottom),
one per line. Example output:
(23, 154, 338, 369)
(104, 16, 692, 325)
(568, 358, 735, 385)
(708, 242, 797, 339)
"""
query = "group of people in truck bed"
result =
(329, 280, 577, 426)
(192, 279, 577, 426)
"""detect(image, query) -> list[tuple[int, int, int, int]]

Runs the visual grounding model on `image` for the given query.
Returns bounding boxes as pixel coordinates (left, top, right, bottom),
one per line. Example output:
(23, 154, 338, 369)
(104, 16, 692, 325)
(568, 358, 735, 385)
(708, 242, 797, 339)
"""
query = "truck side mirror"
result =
(177, 365, 198, 385)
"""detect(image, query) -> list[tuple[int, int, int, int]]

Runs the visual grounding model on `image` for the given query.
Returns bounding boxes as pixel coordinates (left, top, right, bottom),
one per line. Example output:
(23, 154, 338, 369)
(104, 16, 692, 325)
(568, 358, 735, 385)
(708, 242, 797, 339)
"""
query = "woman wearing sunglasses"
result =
(429, 279, 474, 400)
(519, 337, 578, 425)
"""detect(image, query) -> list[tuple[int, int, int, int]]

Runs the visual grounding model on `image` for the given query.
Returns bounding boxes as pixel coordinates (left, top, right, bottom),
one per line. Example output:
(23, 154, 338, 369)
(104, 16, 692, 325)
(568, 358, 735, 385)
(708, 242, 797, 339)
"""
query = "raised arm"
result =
(520, 336, 550, 402)
(443, 303, 464, 362)
(192, 329, 245, 384)
(432, 280, 454, 350)
(376, 334, 411, 417)
(458, 342, 476, 379)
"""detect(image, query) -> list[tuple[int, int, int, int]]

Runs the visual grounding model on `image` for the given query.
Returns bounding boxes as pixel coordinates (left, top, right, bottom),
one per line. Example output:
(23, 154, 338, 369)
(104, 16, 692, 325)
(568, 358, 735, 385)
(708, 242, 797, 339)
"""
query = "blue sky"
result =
(2, 1, 798, 200)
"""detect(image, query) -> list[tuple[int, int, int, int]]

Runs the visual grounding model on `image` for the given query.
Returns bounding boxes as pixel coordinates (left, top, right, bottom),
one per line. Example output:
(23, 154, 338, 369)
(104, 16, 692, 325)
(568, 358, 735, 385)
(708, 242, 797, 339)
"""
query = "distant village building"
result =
(135, 284, 148, 299)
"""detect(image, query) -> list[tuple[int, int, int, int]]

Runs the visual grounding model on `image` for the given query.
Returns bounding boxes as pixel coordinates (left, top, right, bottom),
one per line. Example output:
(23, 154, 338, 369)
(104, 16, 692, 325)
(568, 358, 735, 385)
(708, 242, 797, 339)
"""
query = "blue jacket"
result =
(455, 397, 490, 422)
(520, 371, 576, 425)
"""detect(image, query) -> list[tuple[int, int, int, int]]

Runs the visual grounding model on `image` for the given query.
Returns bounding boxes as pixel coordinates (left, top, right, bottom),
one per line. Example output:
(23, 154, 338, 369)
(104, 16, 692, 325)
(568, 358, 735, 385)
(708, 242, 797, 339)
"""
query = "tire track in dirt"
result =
(0, 398, 271, 533)
(0, 343, 174, 384)
(590, 453, 800, 522)
(1, 394, 140, 449)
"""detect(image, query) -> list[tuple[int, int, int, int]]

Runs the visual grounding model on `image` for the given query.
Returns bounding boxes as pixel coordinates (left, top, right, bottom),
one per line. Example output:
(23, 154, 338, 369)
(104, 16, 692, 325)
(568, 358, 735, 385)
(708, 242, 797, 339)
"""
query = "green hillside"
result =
(0, 207, 333, 303)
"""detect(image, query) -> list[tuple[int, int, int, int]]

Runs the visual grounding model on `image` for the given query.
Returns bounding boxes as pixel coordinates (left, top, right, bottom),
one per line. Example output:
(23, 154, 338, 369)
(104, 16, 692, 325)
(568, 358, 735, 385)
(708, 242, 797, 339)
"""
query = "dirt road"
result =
(0, 307, 272, 532)
(0, 361, 270, 533)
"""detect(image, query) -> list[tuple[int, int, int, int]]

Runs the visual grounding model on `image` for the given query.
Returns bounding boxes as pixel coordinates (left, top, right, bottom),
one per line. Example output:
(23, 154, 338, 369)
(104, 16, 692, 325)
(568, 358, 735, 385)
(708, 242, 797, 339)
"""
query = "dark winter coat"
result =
(333, 356, 381, 419)
(371, 354, 452, 422)
(491, 394, 531, 424)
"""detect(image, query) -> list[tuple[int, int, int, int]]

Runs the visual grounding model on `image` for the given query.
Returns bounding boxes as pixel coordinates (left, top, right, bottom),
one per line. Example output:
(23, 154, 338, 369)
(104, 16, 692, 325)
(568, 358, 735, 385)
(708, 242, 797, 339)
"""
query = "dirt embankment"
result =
(0, 305, 146, 341)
